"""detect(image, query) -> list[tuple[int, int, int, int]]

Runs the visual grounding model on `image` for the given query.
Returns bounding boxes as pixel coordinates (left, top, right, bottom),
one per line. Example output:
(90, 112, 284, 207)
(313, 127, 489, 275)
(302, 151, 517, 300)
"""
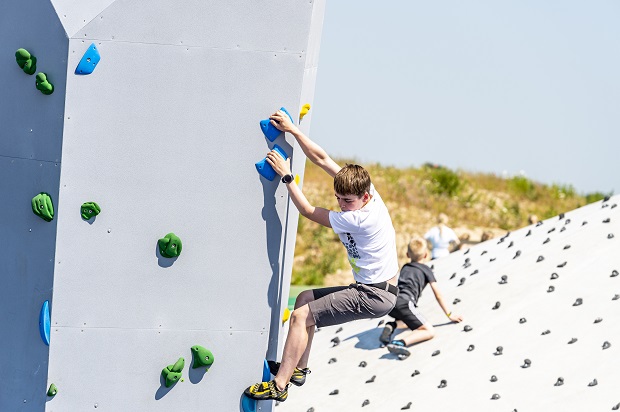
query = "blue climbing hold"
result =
(260, 107, 294, 142)
(255, 144, 288, 181)
(39, 300, 51, 346)
(241, 395, 257, 412)
(75, 43, 101, 75)
(262, 359, 271, 382)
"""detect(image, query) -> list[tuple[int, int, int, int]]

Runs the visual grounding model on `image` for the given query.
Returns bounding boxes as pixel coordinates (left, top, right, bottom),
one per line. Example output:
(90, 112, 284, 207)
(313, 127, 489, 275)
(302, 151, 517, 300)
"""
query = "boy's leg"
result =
(274, 304, 315, 390)
(397, 322, 435, 346)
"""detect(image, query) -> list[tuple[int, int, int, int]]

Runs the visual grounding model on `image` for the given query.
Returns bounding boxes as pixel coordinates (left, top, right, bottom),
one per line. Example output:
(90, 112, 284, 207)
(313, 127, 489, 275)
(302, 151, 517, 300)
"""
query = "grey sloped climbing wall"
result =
(278, 196, 620, 412)
(0, 1, 325, 411)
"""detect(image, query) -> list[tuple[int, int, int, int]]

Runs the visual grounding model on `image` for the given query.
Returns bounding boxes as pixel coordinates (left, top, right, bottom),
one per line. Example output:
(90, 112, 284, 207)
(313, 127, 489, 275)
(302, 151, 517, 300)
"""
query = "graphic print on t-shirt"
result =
(342, 233, 361, 273)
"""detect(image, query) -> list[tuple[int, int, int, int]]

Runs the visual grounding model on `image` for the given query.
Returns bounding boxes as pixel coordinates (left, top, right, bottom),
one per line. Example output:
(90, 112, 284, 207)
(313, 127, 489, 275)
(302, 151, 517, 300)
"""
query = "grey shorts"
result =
(308, 283, 398, 328)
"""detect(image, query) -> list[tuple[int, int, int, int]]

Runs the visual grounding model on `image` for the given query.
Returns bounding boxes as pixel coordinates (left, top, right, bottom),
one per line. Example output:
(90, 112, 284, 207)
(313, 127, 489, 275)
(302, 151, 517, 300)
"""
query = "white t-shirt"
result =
(328, 184, 399, 284)
(424, 226, 458, 259)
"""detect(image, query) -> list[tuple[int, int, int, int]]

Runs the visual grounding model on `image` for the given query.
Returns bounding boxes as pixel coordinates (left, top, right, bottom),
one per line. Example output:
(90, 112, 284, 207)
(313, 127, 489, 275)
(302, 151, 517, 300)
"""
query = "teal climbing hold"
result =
(255, 144, 288, 181)
(81, 202, 101, 220)
(191, 345, 214, 369)
(260, 107, 293, 142)
(39, 300, 51, 346)
(32, 192, 54, 222)
(47, 383, 58, 397)
(241, 395, 257, 412)
(161, 357, 184, 388)
(158, 233, 182, 258)
(15, 48, 37, 75)
(35, 72, 54, 95)
(75, 43, 101, 75)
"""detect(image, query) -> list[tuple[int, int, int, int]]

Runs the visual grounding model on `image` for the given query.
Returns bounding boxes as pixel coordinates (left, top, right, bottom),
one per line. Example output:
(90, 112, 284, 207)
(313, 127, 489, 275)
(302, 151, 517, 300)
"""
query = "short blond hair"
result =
(407, 235, 428, 263)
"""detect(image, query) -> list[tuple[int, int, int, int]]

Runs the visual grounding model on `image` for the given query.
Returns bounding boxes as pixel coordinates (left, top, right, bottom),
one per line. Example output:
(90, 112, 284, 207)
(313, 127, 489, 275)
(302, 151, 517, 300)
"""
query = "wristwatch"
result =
(281, 174, 294, 184)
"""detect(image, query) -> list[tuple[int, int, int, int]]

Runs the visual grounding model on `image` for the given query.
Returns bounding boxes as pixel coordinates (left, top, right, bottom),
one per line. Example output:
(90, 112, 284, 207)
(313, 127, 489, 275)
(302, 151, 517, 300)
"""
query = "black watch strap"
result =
(281, 174, 294, 184)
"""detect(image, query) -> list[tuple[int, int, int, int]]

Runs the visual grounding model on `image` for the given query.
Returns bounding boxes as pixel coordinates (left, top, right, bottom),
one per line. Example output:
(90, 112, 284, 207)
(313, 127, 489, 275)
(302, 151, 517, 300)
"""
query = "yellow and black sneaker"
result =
(244, 380, 289, 401)
(267, 360, 311, 386)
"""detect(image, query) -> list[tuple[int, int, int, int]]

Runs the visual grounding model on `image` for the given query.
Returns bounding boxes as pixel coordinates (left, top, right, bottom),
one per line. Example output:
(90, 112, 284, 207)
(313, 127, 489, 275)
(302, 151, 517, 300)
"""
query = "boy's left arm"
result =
(429, 282, 463, 323)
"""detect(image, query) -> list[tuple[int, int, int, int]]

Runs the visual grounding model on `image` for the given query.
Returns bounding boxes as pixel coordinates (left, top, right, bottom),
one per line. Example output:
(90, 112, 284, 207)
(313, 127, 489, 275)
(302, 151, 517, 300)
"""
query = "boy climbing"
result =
(244, 109, 399, 402)
(380, 235, 463, 359)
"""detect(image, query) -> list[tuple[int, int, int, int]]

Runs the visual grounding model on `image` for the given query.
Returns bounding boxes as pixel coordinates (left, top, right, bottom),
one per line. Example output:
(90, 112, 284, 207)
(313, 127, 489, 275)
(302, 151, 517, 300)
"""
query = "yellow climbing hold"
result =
(282, 307, 291, 324)
(294, 174, 300, 185)
(299, 103, 311, 121)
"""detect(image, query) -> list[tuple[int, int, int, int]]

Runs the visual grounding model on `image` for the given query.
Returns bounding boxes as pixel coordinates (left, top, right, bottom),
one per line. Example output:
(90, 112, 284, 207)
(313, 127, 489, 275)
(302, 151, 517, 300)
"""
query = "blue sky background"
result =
(310, 1, 619, 195)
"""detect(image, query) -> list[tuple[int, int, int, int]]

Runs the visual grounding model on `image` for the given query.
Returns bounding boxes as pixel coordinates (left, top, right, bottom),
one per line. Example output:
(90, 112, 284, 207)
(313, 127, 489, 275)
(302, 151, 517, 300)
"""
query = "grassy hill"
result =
(292, 159, 609, 286)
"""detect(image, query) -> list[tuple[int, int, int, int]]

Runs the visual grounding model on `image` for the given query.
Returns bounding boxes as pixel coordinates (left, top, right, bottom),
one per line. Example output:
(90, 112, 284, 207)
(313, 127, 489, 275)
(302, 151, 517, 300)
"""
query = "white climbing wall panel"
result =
(0, 0, 325, 411)
(278, 197, 620, 412)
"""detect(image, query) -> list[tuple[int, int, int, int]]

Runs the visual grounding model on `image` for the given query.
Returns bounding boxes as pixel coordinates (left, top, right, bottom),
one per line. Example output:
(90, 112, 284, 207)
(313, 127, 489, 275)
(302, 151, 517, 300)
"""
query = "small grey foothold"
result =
(362, 399, 370, 407)
(490, 375, 498, 382)
(458, 277, 466, 286)
(463, 262, 471, 269)
(536, 221, 543, 227)
(542, 330, 551, 335)
(573, 298, 583, 306)
(331, 337, 340, 347)
(490, 257, 496, 262)
(612, 402, 620, 410)
(582, 221, 588, 226)
(411, 370, 420, 377)
(335, 327, 343, 333)
(603, 341, 611, 350)
(377, 320, 384, 327)
(481, 250, 488, 255)
(497, 238, 504, 244)
(513, 250, 521, 259)
(329, 389, 339, 395)
(432, 350, 440, 357)
(548, 227, 556, 233)
(307, 407, 314, 412)
(603, 218, 611, 223)
(359, 361, 367, 367)
(613, 295, 620, 301)
(594, 318, 603, 324)
(563, 244, 570, 249)
(365, 375, 376, 383)
(565, 218, 571, 224)
(464, 257, 471, 264)
(453, 298, 461, 304)
(547, 286, 555, 293)
(450, 273, 456, 279)
(603, 195, 611, 202)
(609, 233, 615, 239)
(508, 241, 514, 248)
(568, 338, 577, 344)
(560, 227, 566, 232)
(464, 249, 470, 255)
(401, 402, 412, 410)
(491, 394, 500, 400)
(537, 256, 544, 262)
(522, 359, 531, 368)
(526, 229, 532, 236)
(463, 325, 473, 332)
(495, 346, 503, 355)
(492, 301, 501, 310)
(467, 344, 475, 351)
(559, 213, 565, 220)
(499, 275, 508, 284)
(328, 357, 337, 364)
(611, 270, 619, 278)
(543, 238, 550, 244)
(470, 269, 479, 276)
(555, 377, 564, 386)
(557, 261, 567, 268)
(551, 273, 559, 280)
(588, 379, 598, 387)
(430, 264, 434, 269)
(519, 318, 527, 324)
(438, 379, 447, 388)
(613, 204, 618, 209)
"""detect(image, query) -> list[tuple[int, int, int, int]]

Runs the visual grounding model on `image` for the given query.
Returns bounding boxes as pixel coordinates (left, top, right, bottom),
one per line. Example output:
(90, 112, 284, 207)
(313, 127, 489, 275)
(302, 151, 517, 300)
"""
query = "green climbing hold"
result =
(161, 357, 184, 387)
(81, 202, 101, 220)
(35, 72, 54, 95)
(32, 193, 54, 221)
(15, 48, 37, 75)
(47, 383, 58, 397)
(158, 233, 182, 258)
(191, 345, 215, 369)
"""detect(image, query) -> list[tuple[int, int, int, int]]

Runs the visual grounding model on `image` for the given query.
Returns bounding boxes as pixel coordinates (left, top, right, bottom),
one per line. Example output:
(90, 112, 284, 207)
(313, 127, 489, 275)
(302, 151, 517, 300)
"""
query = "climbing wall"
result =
(0, 1, 325, 411)
(278, 196, 620, 412)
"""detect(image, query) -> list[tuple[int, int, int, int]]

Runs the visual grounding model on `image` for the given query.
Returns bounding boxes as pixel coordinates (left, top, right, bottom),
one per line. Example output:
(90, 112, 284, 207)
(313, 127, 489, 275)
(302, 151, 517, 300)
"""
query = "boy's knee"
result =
(294, 290, 314, 308)
(421, 323, 435, 338)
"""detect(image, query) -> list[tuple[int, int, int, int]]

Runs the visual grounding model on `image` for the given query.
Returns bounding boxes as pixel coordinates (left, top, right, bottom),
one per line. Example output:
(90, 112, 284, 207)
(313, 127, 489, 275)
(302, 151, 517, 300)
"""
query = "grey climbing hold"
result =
(612, 402, 620, 410)
(499, 275, 508, 284)
(464, 258, 471, 264)
(492, 301, 501, 310)
(359, 361, 367, 367)
(613, 295, 620, 301)
(547, 286, 555, 293)
(603, 341, 611, 350)
(543, 238, 550, 244)
(603, 218, 611, 223)
(464, 249, 470, 255)
(377, 320, 384, 327)
(432, 350, 440, 357)
(490, 257, 496, 262)
(365, 375, 376, 383)
(548, 227, 555, 233)
(568, 338, 577, 344)
(508, 241, 514, 248)
(588, 379, 598, 387)
(542, 330, 551, 335)
(551, 273, 559, 280)
(362, 399, 370, 407)
(307, 408, 314, 412)
(609, 233, 615, 239)
(565, 219, 571, 224)
(453, 298, 461, 304)
(401, 402, 412, 410)
(467, 344, 475, 351)
(336, 327, 343, 333)
(537, 256, 544, 263)
(328, 358, 337, 364)
(582, 221, 588, 225)
(438, 379, 447, 388)
(463, 262, 471, 269)
(450, 273, 456, 279)
(463, 325, 473, 332)
(594, 318, 603, 324)
(331, 337, 340, 347)
(522, 359, 531, 368)
(526, 230, 532, 236)
(536, 221, 543, 227)
(329, 389, 339, 395)
(411, 370, 420, 377)
(602, 204, 609, 208)
(573, 298, 583, 306)
(494, 346, 503, 355)
(481, 250, 488, 255)
(557, 261, 567, 268)
(519, 318, 527, 324)
(563, 245, 570, 250)
(470, 269, 479, 276)
(613, 204, 618, 209)
(611, 270, 619, 278)
(491, 394, 500, 400)
(559, 213, 565, 220)
(554, 377, 564, 386)
(458, 277, 466, 286)
(490, 375, 497, 382)
(560, 227, 566, 232)
(513, 250, 521, 259)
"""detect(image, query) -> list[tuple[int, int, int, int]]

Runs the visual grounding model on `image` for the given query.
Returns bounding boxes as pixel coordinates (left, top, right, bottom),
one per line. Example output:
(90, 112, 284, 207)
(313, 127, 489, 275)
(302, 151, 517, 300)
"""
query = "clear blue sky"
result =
(310, 1, 619, 195)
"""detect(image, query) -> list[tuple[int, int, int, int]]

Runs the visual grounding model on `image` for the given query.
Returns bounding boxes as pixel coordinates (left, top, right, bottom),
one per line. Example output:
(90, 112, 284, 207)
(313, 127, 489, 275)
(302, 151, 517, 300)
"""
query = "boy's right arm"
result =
(270, 110, 341, 178)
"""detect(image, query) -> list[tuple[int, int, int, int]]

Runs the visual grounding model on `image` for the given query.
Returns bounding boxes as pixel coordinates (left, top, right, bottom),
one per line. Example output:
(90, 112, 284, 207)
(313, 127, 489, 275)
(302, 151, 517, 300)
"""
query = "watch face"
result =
(282, 174, 293, 183)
